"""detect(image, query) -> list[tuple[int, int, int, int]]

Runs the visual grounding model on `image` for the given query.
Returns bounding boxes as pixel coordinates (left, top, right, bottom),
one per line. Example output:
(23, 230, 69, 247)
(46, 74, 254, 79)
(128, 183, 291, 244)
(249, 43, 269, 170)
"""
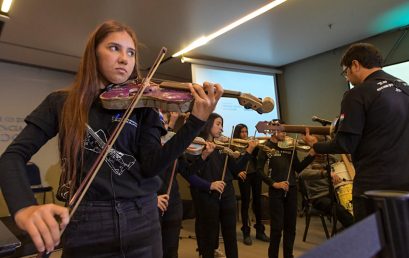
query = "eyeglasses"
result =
(340, 67, 349, 77)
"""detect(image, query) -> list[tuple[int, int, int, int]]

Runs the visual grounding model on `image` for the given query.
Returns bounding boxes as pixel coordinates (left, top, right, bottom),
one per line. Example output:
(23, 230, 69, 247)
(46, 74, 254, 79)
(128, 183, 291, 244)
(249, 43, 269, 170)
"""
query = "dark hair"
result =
(340, 43, 383, 69)
(233, 124, 248, 138)
(272, 118, 285, 124)
(199, 113, 223, 140)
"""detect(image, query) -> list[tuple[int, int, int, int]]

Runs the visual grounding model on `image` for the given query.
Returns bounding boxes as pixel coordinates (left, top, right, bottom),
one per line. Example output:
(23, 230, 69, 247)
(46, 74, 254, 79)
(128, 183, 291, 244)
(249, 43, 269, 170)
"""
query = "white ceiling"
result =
(0, 0, 408, 81)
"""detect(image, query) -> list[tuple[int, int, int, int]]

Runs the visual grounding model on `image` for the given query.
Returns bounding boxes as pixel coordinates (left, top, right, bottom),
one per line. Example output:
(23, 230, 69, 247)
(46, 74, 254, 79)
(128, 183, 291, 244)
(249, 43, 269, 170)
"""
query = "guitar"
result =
(255, 121, 332, 135)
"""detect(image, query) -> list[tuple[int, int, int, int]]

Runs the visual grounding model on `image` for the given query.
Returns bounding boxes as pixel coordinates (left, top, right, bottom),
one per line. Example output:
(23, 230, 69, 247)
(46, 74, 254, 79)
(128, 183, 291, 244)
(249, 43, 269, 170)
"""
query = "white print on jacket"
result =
(84, 124, 136, 176)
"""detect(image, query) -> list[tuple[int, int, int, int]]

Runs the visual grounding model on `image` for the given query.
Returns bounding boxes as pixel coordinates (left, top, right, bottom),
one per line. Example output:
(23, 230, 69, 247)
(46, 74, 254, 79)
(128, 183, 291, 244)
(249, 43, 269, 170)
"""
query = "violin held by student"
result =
(0, 20, 223, 258)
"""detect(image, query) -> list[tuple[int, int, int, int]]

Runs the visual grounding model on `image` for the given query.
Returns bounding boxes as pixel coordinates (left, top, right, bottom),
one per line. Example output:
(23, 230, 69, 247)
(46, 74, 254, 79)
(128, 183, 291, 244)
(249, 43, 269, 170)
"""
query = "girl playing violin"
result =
(0, 20, 223, 257)
(233, 124, 269, 246)
(187, 113, 257, 258)
(256, 119, 315, 258)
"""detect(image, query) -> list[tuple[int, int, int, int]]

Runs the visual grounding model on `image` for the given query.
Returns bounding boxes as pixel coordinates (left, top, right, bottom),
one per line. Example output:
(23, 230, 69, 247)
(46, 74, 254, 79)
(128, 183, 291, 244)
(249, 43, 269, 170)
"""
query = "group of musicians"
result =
(158, 112, 357, 258)
(0, 20, 409, 258)
(149, 38, 409, 258)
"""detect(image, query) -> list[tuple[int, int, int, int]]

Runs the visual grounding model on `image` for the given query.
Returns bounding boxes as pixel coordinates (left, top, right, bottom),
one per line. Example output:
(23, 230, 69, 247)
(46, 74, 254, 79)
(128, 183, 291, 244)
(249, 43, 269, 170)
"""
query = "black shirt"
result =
(157, 156, 190, 205)
(257, 140, 314, 187)
(189, 149, 251, 193)
(0, 91, 205, 215)
(314, 70, 409, 196)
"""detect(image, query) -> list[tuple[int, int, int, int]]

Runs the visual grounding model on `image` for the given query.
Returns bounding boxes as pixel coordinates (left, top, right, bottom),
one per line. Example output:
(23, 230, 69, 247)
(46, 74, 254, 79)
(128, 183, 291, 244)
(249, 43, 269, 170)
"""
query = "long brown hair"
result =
(58, 20, 140, 195)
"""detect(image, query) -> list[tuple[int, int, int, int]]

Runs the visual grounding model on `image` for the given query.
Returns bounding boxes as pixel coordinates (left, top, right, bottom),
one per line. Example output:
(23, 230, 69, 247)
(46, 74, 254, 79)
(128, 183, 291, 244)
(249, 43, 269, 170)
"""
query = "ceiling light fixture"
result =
(172, 0, 287, 57)
(181, 56, 282, 74)
(1, 0, 13, 13)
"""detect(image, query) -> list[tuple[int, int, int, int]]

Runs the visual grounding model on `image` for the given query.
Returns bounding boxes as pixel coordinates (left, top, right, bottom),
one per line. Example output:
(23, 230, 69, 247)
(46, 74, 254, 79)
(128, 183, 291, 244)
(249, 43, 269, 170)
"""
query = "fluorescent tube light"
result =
(172, 0, 287, 57)
(1, 0, 13, 13)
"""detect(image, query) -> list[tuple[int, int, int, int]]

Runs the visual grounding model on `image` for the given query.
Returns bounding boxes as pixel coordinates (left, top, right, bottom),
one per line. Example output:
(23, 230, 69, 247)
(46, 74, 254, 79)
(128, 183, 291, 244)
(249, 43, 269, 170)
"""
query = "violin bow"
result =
(161, 159, 178, 216)
(242, 131, 256, 177)
(244, 131, 257, 174)
(166, 160, 178, 197)
(37, 47, 168, 258)
(219, 126, 235, 200)
(283, 134, 298, 198)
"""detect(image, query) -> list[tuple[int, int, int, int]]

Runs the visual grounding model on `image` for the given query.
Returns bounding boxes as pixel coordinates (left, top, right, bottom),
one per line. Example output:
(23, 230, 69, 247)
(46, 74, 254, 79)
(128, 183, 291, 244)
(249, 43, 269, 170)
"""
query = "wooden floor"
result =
(26, 213, 330, 258)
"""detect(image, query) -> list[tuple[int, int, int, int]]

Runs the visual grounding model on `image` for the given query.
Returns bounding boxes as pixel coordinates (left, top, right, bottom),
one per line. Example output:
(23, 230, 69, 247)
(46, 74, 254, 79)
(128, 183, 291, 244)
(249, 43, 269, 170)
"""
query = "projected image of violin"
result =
(100, 79, 274, 114)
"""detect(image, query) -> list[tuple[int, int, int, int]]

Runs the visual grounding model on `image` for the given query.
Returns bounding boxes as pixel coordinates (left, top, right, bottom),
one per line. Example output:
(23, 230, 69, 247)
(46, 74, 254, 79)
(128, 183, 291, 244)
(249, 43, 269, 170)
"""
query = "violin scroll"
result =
(238, 93, 274, 114)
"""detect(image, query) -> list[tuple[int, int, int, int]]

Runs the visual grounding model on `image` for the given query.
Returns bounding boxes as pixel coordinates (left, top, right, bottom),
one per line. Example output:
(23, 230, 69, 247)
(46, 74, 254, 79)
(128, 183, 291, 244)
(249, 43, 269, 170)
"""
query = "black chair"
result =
(299, 178, 330, 242)
(26, 162, 55, 204)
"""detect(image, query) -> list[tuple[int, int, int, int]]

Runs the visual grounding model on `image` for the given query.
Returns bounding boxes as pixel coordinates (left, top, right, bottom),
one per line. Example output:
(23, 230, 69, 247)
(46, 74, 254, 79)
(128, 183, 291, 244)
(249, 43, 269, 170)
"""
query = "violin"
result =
(276, 136, 311, 151)
(215, 136, 269, 144)
(213, 137, 274, 153)
(160, 131, 240, 158)
(38, 48, 170, 258)
(100, 79, 274, 114)
(186, 137, 241, 158)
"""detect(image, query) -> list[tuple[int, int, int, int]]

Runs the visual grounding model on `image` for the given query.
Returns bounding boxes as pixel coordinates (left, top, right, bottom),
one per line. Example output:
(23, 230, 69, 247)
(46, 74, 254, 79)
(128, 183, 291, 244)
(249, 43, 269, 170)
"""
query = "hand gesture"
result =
(331, 172, 342, 185)
(189, 82, 223, 121)
(273, 181, 289, 191)
(169, 112, 179, 120)
(157, 194, 169, 212)
(201, 141, 216, 160)
(246, 139, 259, 154)
(238, 171, 247, 181)
(303, 128, 318, 147)
(14, 204, 69, 253)
(210, 180, 226, 194)
(168, 112, 180, 130)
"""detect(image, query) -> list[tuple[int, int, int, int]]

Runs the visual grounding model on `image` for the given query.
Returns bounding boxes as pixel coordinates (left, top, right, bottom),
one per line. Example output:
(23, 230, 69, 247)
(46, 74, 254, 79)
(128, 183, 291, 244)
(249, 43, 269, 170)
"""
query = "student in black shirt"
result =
(233, 124, 269, 245)
(257, 121, 315, 258)
(187, 113, 257, 258)
(157, 112, 184, 258)
(0, 20, 223, 257)
(304, 43, 409, 221)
